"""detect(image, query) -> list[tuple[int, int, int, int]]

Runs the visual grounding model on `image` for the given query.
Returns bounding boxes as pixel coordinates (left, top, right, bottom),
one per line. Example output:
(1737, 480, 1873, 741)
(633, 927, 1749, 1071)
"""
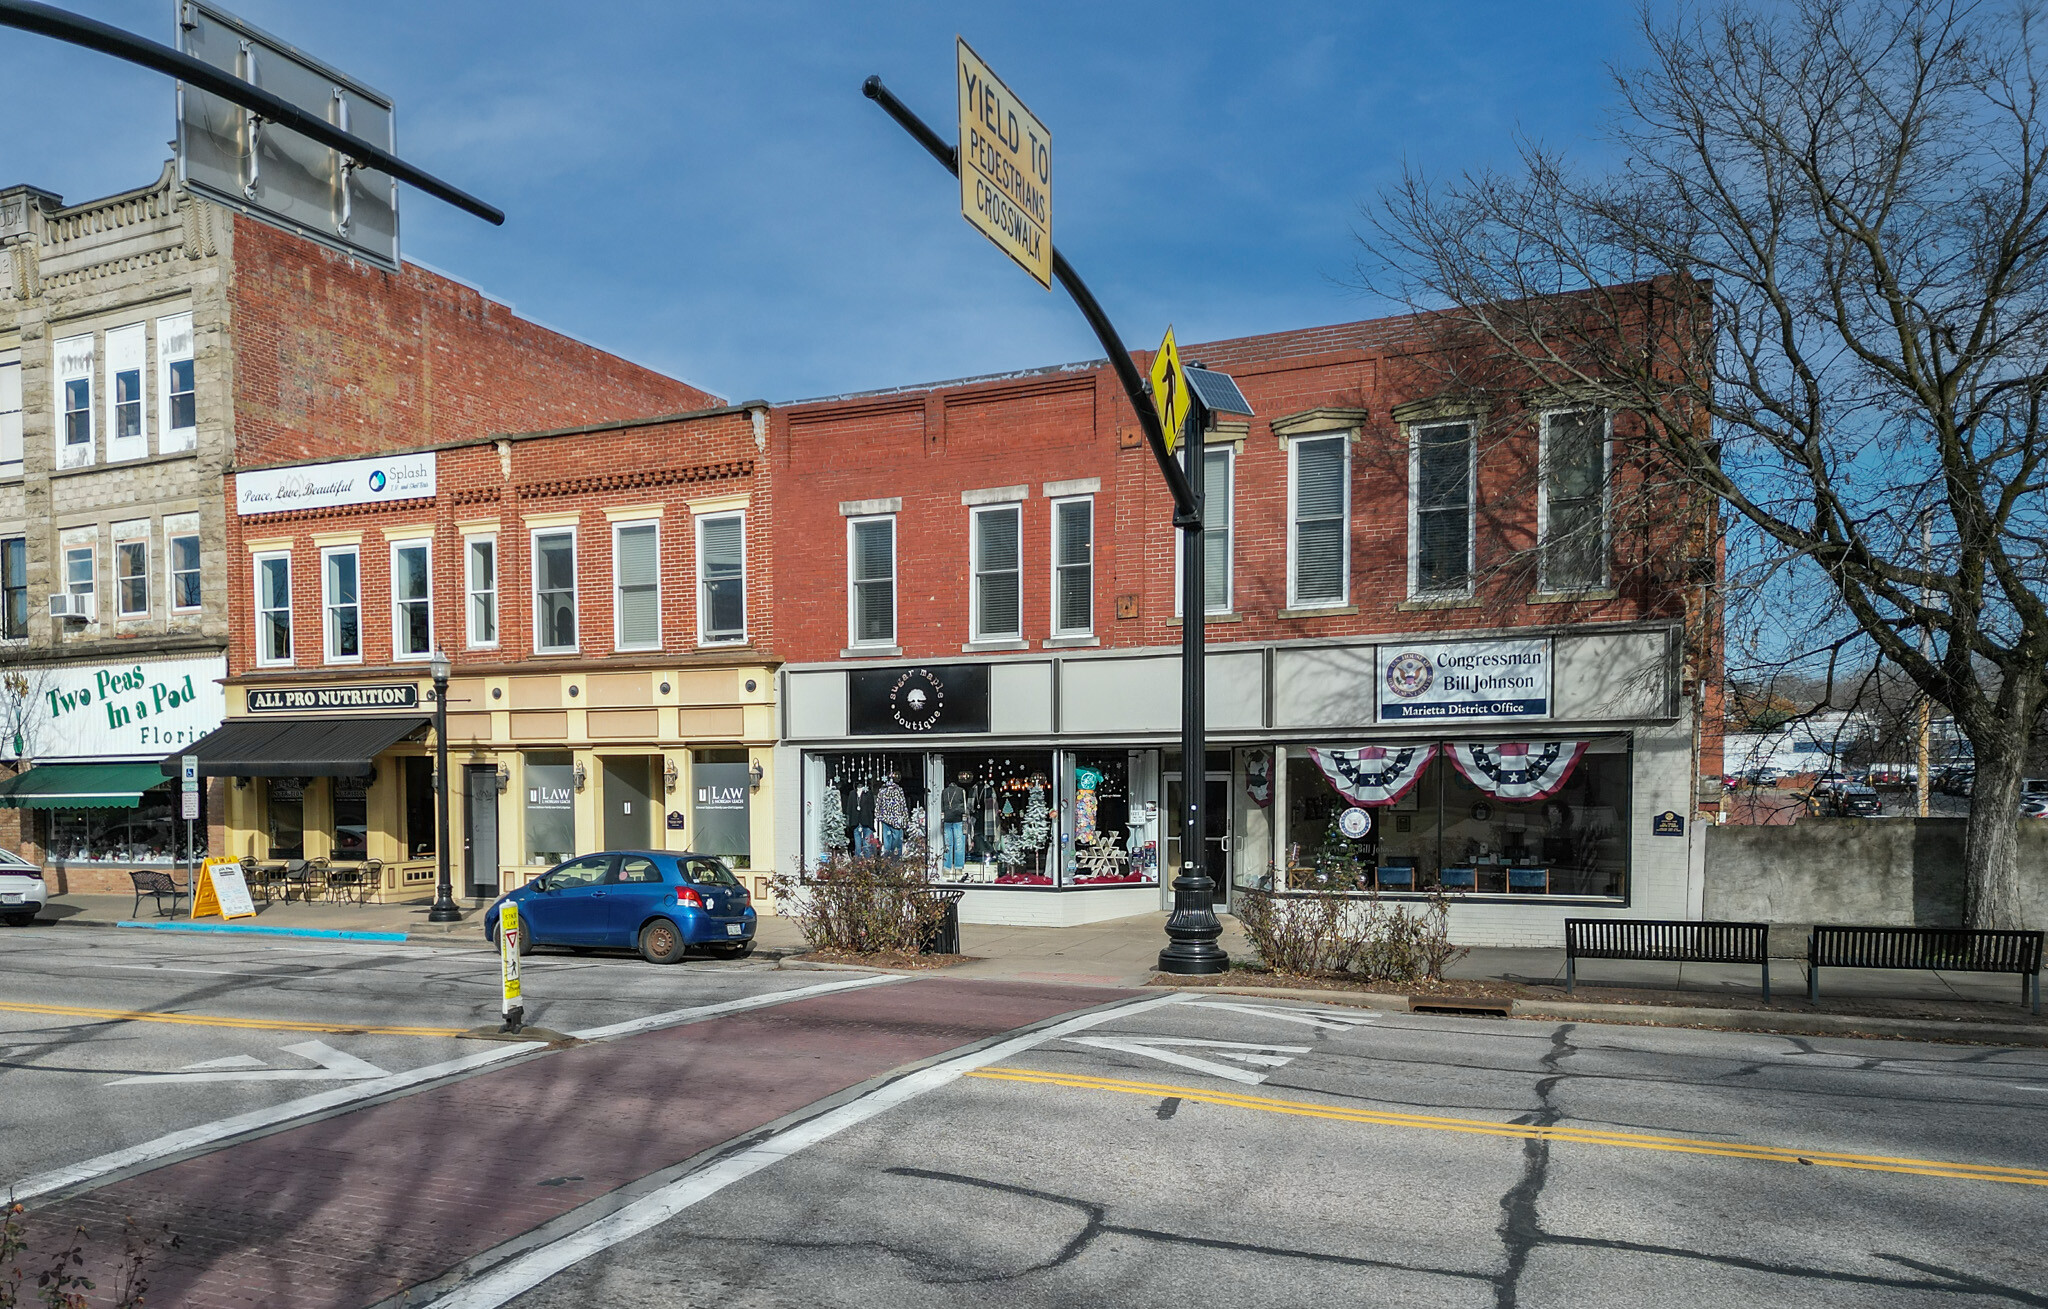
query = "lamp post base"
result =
(1156, 872, 1229, 975)
(426, 898, 462, 924)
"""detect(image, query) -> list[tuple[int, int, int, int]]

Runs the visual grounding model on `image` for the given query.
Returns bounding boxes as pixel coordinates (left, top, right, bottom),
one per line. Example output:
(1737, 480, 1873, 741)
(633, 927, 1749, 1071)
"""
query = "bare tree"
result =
(1364, 0, 2048, 927)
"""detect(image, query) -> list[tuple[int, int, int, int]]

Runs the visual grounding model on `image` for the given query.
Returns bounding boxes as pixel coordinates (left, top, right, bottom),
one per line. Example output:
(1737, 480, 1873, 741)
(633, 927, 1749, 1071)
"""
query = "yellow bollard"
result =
(499, 901, 524, 1034)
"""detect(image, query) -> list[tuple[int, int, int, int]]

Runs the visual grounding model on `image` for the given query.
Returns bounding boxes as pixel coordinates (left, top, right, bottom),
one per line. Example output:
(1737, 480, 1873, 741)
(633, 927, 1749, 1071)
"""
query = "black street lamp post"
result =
(427, 649, 460, 924)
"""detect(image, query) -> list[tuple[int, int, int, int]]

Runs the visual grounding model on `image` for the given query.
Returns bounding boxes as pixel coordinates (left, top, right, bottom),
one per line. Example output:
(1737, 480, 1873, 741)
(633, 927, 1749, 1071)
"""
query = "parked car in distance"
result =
(1826, 784, 1883, 817)
(2021, 795, 2048, 820)
(485, 850, 756, 964)
(1811, 771, 1850, 796)
(1744, 767, 1781, 786)
(1937, 766, 1975, 797)
(0, 847, 47, 925)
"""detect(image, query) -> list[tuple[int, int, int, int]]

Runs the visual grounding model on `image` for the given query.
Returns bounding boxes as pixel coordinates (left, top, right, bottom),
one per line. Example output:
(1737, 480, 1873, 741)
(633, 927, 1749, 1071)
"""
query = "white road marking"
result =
(177, 1056, 268, 1071)
(1186, 1000, 1379, 1028)
(566, 974, 902, 1041)
(106, 1039, 392, 1086)
(10, 975, 913, 1204)
(420, 992, 1192, 1309)
(1063, 1035, 1312, 1085)
(99, 963, 304, 977)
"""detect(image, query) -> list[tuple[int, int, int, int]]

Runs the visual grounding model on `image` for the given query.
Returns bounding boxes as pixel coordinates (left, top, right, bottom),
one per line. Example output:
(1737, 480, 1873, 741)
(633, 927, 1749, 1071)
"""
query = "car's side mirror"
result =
(532, 876, 552, 892)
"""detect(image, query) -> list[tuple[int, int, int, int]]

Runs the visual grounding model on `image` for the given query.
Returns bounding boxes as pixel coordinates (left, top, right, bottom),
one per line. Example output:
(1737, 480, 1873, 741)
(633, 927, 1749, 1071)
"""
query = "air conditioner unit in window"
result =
(48, 592, 92, 621)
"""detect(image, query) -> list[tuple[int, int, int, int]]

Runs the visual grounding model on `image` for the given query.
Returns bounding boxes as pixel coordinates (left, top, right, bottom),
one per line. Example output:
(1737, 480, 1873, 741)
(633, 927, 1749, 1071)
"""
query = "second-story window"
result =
(1180, 446, 1234, 615)
(613, 521, 661, 651)
(1052, 497, 1093, 637)
(324, 547, 360, 662)
(534, 529, 578, 654)
(0, 350, 21, 478)
(158, 312, 196, 452)
(114, 524, 149, 617)
(167, 517, 201, 613)
(392, 542, 433, 659)
(1290, 434, 1350, 607)
(106, 323, 146, 462)
(1411, 421, 1473, 596)
(848, 515, 895, 648)
(57, 335, 93, 464)
(255, 553, 291, 665)
(466, 536, 497, 648)
(1541, 408, 1609, 591)
(64, 545, 95, 607)
(971, 504, 1022, 642)
(1, 538, 26, 640)
(697, 512, 746, 644)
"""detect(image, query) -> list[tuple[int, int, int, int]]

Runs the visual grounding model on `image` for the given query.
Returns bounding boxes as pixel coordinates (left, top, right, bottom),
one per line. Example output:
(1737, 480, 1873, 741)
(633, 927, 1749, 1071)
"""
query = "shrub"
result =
(1, 1202, 161, 1309)
(1235, 884, 1467, 984)
(770, 852, 954, 955)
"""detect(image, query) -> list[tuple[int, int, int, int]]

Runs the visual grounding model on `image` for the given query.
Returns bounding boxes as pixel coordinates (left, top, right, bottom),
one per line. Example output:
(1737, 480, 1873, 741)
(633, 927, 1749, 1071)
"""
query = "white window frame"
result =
(166, 521, 202, 615)
(157, 311, 197, 453)
(254, 550, 292, 668)
(1405, 419, 1477, 599)
(112, 523, 150, 618)
(104, 323, 148, 463)
(846, 514, 897, 649)
(390, 540, 434, 662)
(695, 510, 747, 646)
(532, 527, 579, 656)
(464, 533, 498, 650)
(969, 503, 1024, 643)
(322, 545, 362, 664)
(56, 334, 94, 469)
(1049, 495, 1094, 638)
(1176, 445, 1234, 616)
(0, 349, 21, 478)
(610, 519, 662, 653)
(1288, 433, 1353, 608)
(1536, 407, 1613, 593)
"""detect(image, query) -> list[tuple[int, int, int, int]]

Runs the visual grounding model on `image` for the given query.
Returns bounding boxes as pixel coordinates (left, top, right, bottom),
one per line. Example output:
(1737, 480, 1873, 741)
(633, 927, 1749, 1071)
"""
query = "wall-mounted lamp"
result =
(234, 775, 248, 790)
(663, 758, 679, 793)
(496, 763, 511, 794)
(749, 759, 765, 792)
(573, 761, 587, 791)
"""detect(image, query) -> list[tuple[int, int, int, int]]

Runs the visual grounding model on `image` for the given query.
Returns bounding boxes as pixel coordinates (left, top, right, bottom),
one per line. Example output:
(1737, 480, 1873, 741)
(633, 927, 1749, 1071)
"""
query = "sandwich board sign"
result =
(192, 856, 257, 921)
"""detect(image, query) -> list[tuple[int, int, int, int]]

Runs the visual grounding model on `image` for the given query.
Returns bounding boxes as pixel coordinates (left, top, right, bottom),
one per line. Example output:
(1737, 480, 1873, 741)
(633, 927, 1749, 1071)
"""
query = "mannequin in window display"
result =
(941, 770, 971, 875)
(851, 776, 877, 858)
(972, 769, 1000, 880)
(875, 769, 909, 859)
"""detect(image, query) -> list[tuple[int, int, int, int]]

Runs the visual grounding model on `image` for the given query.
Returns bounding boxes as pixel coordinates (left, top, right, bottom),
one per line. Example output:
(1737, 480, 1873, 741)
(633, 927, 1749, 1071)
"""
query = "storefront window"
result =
(523, 752, 576, 865)
(402, 757, 434, 859)
(691, 748, 752, 867)
(1064, 751, 1158, 886)
(936, 751, 1055, 884)
(817, 751, 928, 865)
(44, 790, 204, 865)
(1282, 738, 1630, 898)
(332, 777, 368, 860)
(267, 777, 305, 859)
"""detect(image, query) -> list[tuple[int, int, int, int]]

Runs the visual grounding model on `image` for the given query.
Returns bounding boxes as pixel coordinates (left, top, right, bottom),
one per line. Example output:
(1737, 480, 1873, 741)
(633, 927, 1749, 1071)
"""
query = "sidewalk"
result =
(37, 896, 2043, 1039)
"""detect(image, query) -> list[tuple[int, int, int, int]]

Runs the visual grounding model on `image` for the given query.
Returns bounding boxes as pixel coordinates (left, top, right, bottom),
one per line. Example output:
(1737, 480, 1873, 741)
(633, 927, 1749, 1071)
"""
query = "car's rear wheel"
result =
(639, 918, 688, 965)
(2, 913, 34, 927)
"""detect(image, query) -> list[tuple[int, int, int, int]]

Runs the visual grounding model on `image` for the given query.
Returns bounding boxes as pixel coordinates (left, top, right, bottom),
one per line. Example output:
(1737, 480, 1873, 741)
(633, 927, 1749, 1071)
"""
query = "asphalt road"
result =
(7, 925, 2046, 1307)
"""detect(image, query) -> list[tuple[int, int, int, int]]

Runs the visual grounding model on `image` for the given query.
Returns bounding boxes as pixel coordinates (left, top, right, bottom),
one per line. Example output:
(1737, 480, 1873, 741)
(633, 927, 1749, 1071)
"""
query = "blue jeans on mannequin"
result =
(881, 823, 903, 858)
(943, 821, 966, 871)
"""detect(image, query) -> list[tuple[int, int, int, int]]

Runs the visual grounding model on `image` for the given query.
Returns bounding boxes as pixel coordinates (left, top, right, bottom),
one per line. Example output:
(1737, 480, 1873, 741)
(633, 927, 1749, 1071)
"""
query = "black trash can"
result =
(911, 888, 964, 955)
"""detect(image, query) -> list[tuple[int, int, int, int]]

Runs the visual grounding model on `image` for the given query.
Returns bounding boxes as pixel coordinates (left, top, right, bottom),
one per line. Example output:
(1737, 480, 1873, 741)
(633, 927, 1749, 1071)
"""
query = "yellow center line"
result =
(967, 1067, 2048, 1187)
(0, 1000, 466, 1038)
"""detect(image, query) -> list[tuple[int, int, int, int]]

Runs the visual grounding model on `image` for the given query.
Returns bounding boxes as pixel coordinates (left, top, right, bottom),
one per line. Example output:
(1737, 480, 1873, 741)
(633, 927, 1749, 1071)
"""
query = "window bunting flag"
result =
(1447, 741, 1587, 800)
(1306, 744, 1438, 806)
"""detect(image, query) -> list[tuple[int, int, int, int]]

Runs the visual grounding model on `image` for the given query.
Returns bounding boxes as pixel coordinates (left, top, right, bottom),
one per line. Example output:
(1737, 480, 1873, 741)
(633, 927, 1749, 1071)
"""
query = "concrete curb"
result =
(113, 919, 410, 943)
(1170, 983, 2048, 1047)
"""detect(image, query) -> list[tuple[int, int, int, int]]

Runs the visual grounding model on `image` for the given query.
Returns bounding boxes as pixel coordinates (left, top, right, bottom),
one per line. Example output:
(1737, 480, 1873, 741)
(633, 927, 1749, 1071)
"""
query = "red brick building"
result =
(193, 404, 780, 905)
(771, 312, 1722, 942)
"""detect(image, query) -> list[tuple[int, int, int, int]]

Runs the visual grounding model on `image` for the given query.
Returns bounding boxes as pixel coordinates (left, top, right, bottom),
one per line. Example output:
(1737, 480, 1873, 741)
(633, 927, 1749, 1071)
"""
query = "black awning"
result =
(163, 716, 430, 778)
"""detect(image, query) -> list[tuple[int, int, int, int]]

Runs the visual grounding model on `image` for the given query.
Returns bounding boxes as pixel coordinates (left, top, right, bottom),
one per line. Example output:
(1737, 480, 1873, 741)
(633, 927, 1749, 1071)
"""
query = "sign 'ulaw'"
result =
(236, 453, 436, 516)
(956, 38, 1052, 289)
(1376, 639, 1554, 722)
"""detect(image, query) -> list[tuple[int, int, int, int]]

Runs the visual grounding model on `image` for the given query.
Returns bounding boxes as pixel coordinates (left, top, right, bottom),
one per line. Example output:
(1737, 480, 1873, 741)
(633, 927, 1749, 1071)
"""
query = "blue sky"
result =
(3, 1, 1641, 403)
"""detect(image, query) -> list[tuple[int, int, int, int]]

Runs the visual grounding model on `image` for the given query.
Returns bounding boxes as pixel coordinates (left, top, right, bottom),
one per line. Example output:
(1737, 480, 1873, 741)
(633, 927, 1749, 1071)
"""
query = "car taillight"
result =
(676, 886, 704, 908)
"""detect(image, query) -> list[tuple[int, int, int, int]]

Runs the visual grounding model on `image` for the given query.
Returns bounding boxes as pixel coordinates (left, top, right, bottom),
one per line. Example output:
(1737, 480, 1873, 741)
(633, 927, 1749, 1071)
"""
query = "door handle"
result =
(592, 890, 606, 898)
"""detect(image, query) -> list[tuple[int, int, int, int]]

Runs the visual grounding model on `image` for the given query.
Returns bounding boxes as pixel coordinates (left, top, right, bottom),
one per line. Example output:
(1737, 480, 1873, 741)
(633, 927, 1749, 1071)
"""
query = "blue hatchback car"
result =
(485, 850, 757, 964)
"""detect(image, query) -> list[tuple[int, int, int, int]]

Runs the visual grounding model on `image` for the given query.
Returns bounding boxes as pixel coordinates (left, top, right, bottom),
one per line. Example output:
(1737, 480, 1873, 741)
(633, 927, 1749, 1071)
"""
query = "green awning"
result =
(0, 762, 174, 810)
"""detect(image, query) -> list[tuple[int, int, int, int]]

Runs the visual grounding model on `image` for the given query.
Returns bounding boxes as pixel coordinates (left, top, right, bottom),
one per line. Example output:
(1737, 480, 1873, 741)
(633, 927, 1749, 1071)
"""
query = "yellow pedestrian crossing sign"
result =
(1150, 327, 1190, 453)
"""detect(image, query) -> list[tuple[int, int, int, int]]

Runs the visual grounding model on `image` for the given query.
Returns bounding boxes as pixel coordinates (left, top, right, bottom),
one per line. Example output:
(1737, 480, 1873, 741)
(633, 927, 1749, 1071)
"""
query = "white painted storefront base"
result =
(955, 885, 1162, 928)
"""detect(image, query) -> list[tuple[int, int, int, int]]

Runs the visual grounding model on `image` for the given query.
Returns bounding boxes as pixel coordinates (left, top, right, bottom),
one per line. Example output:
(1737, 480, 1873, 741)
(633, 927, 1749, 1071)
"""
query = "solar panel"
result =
(176, 1, 399, 269)
(1183, 365, 1254, 417)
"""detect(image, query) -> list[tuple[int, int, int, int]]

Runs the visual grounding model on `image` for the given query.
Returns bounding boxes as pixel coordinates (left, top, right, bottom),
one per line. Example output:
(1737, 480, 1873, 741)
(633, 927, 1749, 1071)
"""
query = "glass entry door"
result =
(1164, 773, 1231, 909)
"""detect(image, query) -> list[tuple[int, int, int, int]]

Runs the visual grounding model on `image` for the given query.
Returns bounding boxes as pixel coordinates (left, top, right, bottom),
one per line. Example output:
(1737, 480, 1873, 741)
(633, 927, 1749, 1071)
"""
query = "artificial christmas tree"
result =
(821, 785, 849, 855)
(1306, 808, 1372, 891)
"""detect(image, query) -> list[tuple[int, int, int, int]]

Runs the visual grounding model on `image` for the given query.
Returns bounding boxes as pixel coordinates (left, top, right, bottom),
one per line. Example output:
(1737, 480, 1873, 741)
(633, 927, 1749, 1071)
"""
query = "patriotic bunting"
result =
(1447, 741, 1587, 800)
(1306, 744, 1438, 807)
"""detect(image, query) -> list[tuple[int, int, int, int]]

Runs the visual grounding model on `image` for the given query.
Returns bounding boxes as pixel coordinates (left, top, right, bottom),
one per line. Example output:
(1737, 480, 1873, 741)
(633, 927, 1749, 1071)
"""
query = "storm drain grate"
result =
(1410, 1001, 1513, 1018)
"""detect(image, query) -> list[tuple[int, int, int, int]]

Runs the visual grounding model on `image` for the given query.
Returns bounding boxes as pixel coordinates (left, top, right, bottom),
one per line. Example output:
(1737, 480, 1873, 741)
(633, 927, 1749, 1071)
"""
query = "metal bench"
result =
(128, 868, 188, 918)
(1565, 918, 1772, 1000)
(1808, 926, 2043, 1013)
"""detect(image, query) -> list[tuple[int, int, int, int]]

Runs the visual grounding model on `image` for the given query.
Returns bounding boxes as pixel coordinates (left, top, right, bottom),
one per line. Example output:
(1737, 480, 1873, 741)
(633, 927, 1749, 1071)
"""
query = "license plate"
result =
(0, 894, 19, 904)
(725, 923, 744, 937)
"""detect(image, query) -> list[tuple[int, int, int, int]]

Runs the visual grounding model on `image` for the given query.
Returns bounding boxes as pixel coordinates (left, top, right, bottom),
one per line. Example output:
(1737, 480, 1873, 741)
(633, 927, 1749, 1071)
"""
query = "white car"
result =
(0, 847, 47, 925)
